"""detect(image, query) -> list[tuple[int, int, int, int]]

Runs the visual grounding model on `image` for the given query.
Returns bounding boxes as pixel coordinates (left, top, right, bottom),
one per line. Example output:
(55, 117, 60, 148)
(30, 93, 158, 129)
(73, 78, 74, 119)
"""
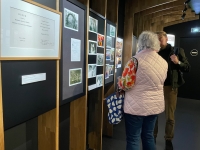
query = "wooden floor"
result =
(102, 98, 200, 150)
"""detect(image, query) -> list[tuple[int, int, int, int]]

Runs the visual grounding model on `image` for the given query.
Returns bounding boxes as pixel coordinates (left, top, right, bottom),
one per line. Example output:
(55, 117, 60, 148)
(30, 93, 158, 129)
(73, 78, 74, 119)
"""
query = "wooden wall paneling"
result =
(36, 0, 60, 149)
(132, 0, 180, 13)
(90, 0, 107, 16)
(106, 0, 119, 23)
(88, 89, 103, 150)
(139, 0, 185, 16)
(0, 0, 4, 149)
(70, 0, 88, 150)
(0, 63, 4, 150)
(38, 109, 56, 150)
(102, 0, 119, 138)
(103, 84, 114, 137)
(123, 0, 135, 67)
(163, 15, 199, 27)
(70, 96, 87, 150)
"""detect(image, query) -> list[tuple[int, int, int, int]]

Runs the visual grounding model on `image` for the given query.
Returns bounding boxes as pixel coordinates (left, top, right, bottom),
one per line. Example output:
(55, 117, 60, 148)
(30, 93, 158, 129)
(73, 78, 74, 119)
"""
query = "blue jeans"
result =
(124, 113, 158, 150)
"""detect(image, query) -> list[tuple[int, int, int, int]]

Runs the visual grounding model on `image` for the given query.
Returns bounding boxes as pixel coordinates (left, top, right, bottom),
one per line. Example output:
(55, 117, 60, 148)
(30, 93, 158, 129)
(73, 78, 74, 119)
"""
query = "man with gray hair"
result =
(154, 31, 190, 150)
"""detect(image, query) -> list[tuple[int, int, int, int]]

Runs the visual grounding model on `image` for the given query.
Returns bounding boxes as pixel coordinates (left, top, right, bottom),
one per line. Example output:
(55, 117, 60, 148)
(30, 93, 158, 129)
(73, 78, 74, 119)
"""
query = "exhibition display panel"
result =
(88, 10, 105, 91)
(2, 60, 57, 130)
(105, 20, 116, 85)
(0, 0, 61, 59)
(60, 0, 86, 104)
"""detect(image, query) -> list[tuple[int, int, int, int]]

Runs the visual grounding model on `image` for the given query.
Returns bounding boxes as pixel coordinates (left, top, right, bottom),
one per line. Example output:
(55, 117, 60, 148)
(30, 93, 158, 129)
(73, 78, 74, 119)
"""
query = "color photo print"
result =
(69, 68, 82, 86)
(89, 16, 98, 33)
(97, 34, 104, 48)
(64, 8, 79, 31)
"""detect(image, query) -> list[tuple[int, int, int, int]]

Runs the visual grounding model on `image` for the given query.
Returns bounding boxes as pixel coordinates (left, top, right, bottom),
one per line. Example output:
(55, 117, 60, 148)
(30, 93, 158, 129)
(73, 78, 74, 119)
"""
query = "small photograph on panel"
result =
(106, 49, 111, 60)
(110, 48, 114, 62)
(116, 57, 122, 68)
(69, 68, 82, 86)
(88, 64, 97, 78)
(89, 16, 98, 33)
(97, 54, 104, 66)
(116, 49, 122, 57)
(110, 25, 116, 37)
(106, 36, 112, 48)
(97, 34, 105, 48)
(64, 8, 79, 31)
(88, 40, 97, 54)
(105, 64, 110, 79)
(109, 65, 114, 75)
(96, 74, 103, 87)
(116, 38, 123, 49)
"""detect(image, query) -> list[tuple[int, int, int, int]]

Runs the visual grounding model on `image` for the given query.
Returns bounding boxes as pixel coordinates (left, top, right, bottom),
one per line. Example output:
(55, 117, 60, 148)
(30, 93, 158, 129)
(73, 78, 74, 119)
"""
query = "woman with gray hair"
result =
(124, 31, 168, 150)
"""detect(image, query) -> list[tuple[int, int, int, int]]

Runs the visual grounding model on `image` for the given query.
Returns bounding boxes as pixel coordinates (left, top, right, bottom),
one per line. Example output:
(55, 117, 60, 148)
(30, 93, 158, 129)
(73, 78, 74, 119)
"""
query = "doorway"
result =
(179, 37, 200, 100)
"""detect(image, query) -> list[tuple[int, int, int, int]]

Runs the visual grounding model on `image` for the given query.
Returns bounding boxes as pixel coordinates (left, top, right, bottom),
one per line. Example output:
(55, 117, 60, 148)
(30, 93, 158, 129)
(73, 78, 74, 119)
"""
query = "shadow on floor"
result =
(102, 98, 200, 150)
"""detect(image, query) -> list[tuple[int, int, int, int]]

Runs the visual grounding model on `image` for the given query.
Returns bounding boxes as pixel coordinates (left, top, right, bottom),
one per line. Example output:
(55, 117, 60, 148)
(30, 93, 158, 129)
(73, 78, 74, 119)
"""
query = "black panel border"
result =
(60, 0, 87, 105)
(89, 8, 106, 20)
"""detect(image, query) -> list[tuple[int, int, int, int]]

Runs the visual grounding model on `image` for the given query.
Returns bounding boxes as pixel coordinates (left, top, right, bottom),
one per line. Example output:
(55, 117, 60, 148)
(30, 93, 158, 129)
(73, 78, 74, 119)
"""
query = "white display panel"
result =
(167, 34, 175, 47)
(0, 0, 61, 58)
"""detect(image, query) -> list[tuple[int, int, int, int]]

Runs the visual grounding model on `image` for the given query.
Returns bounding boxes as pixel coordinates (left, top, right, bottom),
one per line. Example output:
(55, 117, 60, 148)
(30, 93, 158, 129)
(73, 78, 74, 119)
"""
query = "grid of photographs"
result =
(105, 23, 116, 82)
(88, 15, 105, 91)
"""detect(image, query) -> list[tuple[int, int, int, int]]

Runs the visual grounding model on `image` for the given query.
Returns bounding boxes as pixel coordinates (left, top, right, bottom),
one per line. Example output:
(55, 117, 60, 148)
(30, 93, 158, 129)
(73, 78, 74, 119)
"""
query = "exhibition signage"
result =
(0, 0, 61, 59)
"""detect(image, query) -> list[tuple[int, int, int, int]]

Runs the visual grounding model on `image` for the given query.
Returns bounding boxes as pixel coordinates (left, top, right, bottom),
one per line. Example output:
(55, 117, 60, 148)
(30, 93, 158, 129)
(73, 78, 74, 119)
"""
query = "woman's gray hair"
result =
(137, 31, 160, 52)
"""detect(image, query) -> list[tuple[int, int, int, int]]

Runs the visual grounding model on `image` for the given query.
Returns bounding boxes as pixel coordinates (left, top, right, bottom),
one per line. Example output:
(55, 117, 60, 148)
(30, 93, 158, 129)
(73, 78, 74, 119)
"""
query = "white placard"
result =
(71, 38, 81, 61)
(167, 34, 175, 47)
(21, 73, 46, 85)
(88, 84, 97, 91)
(1, 0, 60, 58)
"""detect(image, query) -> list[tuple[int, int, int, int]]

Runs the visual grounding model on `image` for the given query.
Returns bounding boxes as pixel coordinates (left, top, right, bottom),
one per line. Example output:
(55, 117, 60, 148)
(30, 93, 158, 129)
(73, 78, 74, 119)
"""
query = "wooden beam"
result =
(0, 63, 4, 150)
(70, 96, 87, 150)
(106, 0, 119, 23)
(38, 109, 56, 150)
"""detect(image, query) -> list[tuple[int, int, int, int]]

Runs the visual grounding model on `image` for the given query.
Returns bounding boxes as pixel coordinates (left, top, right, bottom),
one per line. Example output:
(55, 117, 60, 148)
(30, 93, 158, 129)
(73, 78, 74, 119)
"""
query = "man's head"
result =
(156, 31, 168, 49)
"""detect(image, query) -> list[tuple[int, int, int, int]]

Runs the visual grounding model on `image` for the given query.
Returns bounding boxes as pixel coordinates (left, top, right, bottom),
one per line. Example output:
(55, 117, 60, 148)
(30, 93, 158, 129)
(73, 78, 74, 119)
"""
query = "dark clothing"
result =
(158, 44, 190, 88)
(154, 44, 191, 141)
(158, 44, 172, 86)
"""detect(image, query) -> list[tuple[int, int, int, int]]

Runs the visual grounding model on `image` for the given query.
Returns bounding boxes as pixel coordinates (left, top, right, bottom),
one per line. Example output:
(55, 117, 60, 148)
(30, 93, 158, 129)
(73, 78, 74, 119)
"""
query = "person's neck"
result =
(160, 44, 168, 50)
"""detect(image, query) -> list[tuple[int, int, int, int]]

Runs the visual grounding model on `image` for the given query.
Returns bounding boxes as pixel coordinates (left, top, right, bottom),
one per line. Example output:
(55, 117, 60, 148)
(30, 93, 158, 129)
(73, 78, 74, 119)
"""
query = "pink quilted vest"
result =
(124, 49, 168, 116)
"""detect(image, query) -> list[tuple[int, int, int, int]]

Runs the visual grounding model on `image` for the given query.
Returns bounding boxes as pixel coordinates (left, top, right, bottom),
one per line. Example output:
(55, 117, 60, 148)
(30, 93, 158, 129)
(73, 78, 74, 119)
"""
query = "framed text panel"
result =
(0, 0, 61, 59)
(2, 60, 56, 130)
(60, 0, 86, 105)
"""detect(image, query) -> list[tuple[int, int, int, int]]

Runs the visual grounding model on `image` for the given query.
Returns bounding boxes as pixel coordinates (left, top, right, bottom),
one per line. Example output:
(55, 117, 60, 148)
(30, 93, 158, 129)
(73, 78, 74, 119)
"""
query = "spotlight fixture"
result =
(182, 6, 187, 12)
(184, 0, 191, 5)
(181, 13, 186, 20)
